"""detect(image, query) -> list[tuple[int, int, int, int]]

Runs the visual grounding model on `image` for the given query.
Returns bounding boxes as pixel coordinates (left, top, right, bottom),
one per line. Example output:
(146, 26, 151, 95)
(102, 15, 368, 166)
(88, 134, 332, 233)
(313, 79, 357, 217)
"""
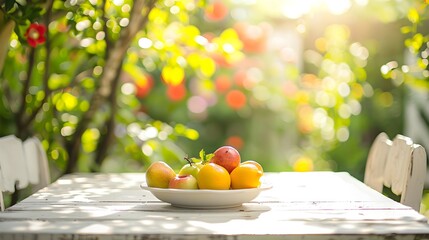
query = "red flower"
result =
(25, 23, 46, 47)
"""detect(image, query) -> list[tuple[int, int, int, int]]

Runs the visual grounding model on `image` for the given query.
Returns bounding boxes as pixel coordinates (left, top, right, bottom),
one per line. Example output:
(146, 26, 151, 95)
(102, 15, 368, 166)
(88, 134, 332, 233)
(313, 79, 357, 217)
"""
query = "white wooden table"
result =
(1, 172, 429, 239)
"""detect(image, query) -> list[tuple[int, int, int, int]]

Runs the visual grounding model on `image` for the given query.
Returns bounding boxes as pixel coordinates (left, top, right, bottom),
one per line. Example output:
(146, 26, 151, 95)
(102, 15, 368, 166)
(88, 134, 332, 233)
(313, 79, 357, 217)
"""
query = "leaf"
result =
(49, 74, 71, 90)
(205, 153, 214, 161)
(61, 93, 78, 111)
(82, 128, 100, 153)
(5, 0, 15, 12)
(199, 149, 206, 160)
(22, 5, 43, 21)
(197, 149, 214, 163)
(184, 128, 199, 140)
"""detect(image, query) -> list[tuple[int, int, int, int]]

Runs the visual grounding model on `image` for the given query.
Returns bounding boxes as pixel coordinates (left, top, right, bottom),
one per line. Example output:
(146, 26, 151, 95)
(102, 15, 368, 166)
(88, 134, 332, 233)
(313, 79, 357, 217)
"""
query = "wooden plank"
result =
(0, 209, 425, 222)
(0, 219, 428, 237)
(0, 207, 426, 222)
(8, 200, 411, 211)
(0, 233, 419, 240)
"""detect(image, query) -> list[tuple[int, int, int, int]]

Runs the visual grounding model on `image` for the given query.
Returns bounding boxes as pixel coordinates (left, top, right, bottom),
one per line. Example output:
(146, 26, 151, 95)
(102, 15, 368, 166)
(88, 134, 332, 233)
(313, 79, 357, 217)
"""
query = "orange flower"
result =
(215, 75, 231, 93)
(25, 23, 46, 47)
(167, 83, 187, 101)
(225, 136, 244, 150)
(226, 90, 246, 109)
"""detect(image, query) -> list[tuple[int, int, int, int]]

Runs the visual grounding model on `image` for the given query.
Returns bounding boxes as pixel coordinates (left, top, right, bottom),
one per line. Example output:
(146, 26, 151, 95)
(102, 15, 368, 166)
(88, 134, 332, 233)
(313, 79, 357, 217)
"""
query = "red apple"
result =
(168, 175, 198, 189)
(210, 146, 241, 173)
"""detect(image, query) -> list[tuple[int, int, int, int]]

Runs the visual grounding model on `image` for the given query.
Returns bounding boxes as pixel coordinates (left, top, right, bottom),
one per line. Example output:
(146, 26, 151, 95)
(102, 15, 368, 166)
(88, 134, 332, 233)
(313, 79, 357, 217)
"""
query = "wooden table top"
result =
(1, 172, 429, 239)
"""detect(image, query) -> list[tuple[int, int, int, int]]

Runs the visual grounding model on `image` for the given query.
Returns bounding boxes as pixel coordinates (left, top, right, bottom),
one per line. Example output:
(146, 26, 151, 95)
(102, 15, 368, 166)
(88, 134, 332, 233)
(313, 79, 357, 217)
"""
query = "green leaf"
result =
(197, 149, 214, 163)
(55, 92, 79, 112)
(184, 128, 199, 140)
(48, 74, 71, 90)
(5, 0, 15, 12)
(205, 153, 214, 161)
(199, 149, 206, 160)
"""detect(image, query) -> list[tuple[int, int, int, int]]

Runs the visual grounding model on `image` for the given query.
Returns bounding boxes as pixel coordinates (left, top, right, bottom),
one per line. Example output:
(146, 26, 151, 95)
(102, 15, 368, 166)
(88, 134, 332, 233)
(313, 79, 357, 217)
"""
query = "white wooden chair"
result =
(0, 135, 50, 211)
(364, 132, 427, 212)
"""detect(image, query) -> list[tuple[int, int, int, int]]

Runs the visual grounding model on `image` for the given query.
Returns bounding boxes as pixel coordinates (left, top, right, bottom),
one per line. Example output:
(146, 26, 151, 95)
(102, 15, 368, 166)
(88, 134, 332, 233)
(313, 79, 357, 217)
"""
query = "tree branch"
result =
(64, 0, 158, 174)
(15, 47, 36, 139)
(92, 59, 123, 172)
(21, 54, 95, 128)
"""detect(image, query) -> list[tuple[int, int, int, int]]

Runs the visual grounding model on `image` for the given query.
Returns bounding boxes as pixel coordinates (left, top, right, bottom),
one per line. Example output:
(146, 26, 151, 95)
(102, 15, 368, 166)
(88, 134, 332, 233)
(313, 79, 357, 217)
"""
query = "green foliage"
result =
(0, 0, 243, 178)
(382, 1, 429, 90)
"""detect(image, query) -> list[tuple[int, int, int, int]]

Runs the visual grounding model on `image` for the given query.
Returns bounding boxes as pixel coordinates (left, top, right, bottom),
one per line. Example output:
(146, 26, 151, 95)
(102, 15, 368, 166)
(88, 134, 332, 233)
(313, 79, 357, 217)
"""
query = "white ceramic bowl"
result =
(140, 183, 272, 209)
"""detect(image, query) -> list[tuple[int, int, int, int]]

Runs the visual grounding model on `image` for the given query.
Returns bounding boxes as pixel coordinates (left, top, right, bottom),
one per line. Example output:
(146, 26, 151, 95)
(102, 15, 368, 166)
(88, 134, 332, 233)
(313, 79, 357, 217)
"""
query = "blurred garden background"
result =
(1, 0, 429, 212)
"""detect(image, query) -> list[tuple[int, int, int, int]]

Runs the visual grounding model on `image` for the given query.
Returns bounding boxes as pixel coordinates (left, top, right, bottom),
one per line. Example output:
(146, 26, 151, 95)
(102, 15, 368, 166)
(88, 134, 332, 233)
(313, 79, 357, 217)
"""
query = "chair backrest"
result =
(364, 132, 427, 212)
(0, 135, 50, 211)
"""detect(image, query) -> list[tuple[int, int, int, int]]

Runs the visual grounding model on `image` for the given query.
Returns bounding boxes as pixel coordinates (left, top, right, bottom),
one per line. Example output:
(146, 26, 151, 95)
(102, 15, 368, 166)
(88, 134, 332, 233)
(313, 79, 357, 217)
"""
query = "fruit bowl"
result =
(140, 183, 272, 209)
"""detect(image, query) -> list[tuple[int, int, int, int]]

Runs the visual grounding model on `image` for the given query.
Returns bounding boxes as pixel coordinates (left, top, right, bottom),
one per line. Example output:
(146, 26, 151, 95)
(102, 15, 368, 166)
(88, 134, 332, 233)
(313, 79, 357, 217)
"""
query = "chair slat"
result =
(0, 135, 29, 192)
(364, 132, 391, 193)
(32, 137, 51, 191)
(23, 138, 40, 185)
(384, 135, 413, 195)
(401, 144, 427, 211)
